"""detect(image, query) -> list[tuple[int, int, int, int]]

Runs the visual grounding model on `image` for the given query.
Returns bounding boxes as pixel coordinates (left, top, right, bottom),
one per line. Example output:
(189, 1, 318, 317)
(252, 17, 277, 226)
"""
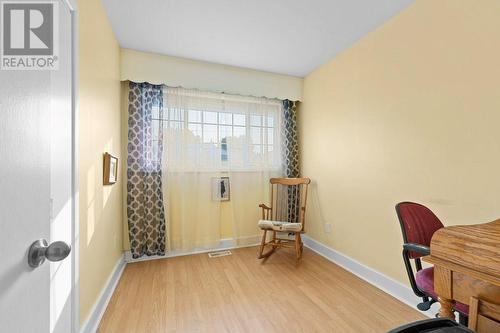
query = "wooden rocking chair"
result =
(257, 177, 311, 260)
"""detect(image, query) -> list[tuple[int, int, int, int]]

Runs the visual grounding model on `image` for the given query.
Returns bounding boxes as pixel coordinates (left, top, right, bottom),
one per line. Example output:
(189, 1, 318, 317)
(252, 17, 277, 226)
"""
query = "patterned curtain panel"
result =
(282, 99, 301, 222)
(282, 99, 299, 178)
(127, 82, 166, 258)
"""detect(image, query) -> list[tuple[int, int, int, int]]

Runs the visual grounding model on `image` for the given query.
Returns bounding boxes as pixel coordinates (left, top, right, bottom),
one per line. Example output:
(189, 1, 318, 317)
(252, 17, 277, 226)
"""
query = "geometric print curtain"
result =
(282, 99, 301, 223)
(126, 82, 166, 258)
(282, 99, 300, 178)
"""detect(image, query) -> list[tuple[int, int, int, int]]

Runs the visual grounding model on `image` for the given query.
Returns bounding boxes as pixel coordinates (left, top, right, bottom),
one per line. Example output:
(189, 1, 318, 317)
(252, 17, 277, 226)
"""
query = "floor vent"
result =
(208, 250, 232, 258)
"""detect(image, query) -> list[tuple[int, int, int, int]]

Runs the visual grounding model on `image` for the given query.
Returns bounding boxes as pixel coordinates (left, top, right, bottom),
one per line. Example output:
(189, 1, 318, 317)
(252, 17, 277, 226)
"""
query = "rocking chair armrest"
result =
(259, 204, 272, 210)
(403, 243, 430, 256)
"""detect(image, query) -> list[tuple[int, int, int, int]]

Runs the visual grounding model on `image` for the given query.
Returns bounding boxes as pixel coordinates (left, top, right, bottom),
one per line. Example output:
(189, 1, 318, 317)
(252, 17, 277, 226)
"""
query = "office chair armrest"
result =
(403, 243, 430, 256)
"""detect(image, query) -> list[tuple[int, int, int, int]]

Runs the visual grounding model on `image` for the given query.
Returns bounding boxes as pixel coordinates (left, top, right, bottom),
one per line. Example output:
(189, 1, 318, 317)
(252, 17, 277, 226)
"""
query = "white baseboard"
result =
(79, 255, 126, 333)
(302, 235, 437, 318)
(125, 235, 261, 263)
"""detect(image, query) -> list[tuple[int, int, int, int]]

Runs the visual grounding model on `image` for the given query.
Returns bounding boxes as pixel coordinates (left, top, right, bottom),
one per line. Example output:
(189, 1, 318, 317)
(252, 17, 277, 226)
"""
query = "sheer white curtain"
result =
(161, 87, 283, 252)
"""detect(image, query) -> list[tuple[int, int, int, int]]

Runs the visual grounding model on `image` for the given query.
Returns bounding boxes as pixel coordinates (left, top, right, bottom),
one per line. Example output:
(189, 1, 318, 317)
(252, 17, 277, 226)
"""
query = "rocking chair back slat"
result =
(269, 178, 310, 229)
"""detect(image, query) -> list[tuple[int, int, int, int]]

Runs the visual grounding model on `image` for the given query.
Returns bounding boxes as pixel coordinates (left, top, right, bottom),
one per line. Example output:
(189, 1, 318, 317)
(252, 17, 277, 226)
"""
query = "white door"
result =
(0, 1, 76, 332)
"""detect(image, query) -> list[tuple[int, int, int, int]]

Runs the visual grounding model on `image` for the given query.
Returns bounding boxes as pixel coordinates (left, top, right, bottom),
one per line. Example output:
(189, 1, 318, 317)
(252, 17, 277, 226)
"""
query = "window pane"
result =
(169, 108, 184, 121)
(219, 113, 232, 125)
(188, 110, 202, 123)
(233, 126, 246, 138)
(250, 127, 262, 144)
(267, 145, 275, 163)
(152, 105, 160, 120)
(169, 121, 183, 130)
(250, 114, 262, 126)
(234, 114, 246, 126)
(267, 128, 274, 145)
(204, 111, 218, 124)
(266, 116, 274, 127)
(250, 145, 262, 163)
(219, 125, 232, 141)
(252, 145, 262, 155)
(203, 124, 218, 143)
(162, 88, 282, 171)
(221, 143, 228, 162)
(186, 144, 199, 163)
(151, 141, 159, 161)
(188, 123, 202, 138)
(152, 120, 160, 140)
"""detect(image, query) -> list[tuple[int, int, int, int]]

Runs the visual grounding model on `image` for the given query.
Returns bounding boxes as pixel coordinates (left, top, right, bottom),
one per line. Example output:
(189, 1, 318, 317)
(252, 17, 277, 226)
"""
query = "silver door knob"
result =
(28, 239, 71, 268)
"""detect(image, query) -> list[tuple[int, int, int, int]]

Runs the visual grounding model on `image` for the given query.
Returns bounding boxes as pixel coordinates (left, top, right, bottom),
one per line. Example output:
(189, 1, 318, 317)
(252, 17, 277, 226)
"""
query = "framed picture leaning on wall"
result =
(212, 177, 230, 201)
(103, 153, 118, 185)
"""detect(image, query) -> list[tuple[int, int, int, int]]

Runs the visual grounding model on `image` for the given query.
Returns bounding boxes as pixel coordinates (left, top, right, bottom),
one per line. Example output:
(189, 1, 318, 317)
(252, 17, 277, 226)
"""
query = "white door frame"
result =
(60, 0, 79, 332)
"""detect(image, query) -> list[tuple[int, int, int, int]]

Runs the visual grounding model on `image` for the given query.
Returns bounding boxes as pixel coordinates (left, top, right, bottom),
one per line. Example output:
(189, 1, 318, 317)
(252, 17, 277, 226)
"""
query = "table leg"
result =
(438, 296, 455, 320)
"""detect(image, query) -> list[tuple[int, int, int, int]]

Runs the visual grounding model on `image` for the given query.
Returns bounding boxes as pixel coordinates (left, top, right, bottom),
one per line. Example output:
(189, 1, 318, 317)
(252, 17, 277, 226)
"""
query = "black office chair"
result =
(387, 318, 473, 333)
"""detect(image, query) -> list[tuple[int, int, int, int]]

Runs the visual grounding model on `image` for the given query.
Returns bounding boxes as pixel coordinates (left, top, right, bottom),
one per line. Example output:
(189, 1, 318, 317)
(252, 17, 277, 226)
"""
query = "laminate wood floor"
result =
(97, 246, 426, 333)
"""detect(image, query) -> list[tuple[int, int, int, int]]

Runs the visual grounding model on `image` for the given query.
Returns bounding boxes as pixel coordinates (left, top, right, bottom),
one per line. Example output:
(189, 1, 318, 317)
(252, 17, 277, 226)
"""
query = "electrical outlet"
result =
(324, 223, 332, 233)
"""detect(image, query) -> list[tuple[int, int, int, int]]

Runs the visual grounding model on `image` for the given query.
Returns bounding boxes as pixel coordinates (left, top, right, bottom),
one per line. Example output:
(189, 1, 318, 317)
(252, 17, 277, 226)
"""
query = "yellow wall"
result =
(121, 48, 303, 101)
(300, 0, 500, 284)
(79, 0, 122, 323)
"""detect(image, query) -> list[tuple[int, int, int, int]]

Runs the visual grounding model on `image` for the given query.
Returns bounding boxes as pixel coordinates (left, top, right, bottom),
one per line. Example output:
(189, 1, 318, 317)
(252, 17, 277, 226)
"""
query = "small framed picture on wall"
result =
(103, 153, 118, 185)
(212, 177, 230, 201)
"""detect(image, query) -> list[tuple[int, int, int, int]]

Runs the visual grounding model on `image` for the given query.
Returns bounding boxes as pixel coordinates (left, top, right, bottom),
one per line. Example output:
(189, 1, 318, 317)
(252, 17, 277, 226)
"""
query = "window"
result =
(156, 87, 282, 172)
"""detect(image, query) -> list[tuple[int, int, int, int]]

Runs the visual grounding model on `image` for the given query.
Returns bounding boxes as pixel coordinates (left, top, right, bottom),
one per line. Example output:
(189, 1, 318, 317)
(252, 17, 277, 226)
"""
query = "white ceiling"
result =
(102, 0, 414, 77)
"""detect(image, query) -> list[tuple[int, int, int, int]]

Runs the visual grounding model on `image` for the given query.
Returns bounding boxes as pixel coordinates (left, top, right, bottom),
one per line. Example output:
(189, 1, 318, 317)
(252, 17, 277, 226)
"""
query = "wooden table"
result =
(424, 219, 500, 320)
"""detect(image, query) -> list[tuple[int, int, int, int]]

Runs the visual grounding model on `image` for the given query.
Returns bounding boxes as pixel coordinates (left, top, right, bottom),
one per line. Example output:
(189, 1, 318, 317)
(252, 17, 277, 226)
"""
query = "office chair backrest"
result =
(396, 202, 444, 258)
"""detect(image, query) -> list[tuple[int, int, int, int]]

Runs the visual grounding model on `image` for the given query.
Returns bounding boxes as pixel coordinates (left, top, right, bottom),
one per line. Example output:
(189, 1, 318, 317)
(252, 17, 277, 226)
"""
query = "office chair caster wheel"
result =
(417, 300, 433, 311)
